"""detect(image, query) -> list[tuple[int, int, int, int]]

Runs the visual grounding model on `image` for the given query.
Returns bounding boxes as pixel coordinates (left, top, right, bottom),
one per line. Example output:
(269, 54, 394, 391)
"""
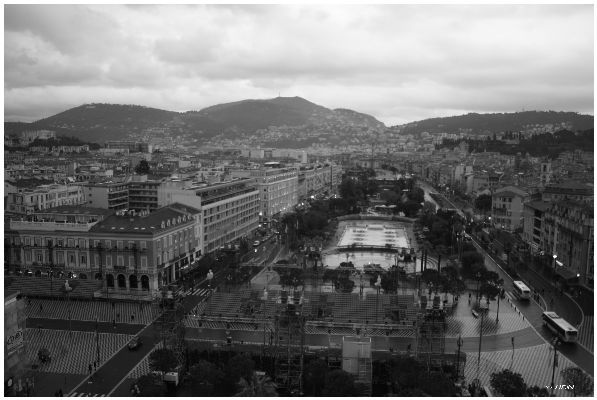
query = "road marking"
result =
(106, 343, 159, 397)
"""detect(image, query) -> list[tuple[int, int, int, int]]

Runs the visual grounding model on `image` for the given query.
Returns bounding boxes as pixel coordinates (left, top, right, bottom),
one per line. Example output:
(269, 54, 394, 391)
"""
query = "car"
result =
(253, 240, 260, 247)
(128, 336, 142, 350)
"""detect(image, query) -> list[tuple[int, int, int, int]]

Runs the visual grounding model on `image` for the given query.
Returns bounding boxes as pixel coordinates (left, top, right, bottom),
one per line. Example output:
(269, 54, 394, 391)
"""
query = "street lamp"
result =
(552, 254, 558, 270)
(476, 272, 482, 303)
(496, 286, 503, 323)
(550, 338, 561, 396)
(455, 335, 463, 380)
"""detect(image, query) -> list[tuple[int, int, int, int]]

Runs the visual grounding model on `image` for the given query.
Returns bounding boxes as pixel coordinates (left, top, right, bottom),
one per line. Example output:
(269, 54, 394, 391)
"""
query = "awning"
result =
(554, 267, 578, 281)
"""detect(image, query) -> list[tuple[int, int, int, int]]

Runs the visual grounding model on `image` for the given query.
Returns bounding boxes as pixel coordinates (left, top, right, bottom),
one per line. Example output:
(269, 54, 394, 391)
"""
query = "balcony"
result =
(10, 220, 98, 232)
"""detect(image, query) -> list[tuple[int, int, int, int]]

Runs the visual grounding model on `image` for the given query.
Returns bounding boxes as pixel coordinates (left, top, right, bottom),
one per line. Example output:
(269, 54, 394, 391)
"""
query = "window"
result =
(68, 238, 74, 247)
(57, 252, 64, 264)
(69, 253, 75, 265)
(169, 235, 173, 246)
(25, 252, 31, 262)
(94, 240, 100, 248)
(34, 237, 42, 246)
(79, 239, 85, 248)
(94, 255, 99, 267)
(117, 256, 124, 266)
(141, 256, 147, 269)
(80, 255, 87, 265)
(157, 254, 161, 265)
(129, 256, 134, 267)
(117, 240, 123, 250)
(36, 253, 43, 263)
(140, 241, 146, 250)
(106, 255, 112, 266)
(106, 240, 112, 249)
(25, 237, 31, 246)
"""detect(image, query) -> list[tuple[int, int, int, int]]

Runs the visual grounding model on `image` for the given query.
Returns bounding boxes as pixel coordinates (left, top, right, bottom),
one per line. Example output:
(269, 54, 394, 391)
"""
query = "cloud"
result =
(4, 4, 594, 125)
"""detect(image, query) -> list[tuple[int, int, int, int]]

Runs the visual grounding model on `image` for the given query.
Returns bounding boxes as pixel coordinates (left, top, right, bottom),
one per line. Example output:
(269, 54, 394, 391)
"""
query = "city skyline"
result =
(4, 3, 594, 125)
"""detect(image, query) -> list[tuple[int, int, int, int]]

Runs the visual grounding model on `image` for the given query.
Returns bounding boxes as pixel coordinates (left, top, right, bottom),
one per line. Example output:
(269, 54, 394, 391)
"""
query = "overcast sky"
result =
(4, 4, 594, 126)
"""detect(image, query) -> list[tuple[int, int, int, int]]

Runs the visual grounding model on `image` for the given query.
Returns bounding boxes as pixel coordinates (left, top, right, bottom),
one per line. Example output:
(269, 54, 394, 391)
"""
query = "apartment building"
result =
(542, 200, 593, 287)
(4, 205, 200, 294)
(84, 181, 129, 210)
(170, 178, 260, 254)
(6, 184, 86, 215)
(541, 181, 593, 203)
(250, 163, 298, 222)
(521, 200, 550, 253)
(298, 164, 339, 201)
(491, 186, 529, 231)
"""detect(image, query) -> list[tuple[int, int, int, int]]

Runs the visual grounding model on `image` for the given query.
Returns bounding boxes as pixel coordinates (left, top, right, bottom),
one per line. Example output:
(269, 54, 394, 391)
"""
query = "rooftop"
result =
(91, 207, 193, 234)
(42, 205, 115, 217)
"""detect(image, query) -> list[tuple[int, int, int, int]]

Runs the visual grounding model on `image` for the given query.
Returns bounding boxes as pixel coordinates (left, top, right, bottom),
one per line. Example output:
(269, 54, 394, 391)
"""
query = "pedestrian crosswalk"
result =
(577, 315, 594, 353)
(464, 343, 577, 396)
(69, 392, 106, 397)
(190, 288, 210, 297)
(25, 298, 155, 325)
(24, 329, 129, 375)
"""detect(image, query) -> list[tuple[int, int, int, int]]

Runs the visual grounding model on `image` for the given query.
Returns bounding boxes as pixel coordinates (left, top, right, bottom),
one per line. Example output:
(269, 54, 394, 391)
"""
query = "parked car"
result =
(253, 240, 260, 247)
(128, 336, 142, 350)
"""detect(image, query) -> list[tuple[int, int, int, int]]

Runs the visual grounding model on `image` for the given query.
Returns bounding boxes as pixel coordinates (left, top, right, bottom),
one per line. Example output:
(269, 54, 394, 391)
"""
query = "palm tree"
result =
(235, 372, 278, 397)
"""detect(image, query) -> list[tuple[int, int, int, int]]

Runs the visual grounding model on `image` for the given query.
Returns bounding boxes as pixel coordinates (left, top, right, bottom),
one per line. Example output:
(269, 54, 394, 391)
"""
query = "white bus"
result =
(542, 311, 578, 343)
(512, 281, 531, 300)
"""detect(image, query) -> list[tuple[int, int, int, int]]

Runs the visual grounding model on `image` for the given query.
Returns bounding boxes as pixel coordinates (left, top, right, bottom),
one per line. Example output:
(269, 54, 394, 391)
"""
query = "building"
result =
(298, 164, 338, 201)
(105, 141, 152, 153)
(522, 200, 551, 254)
(250, 163, 298, 222)
(541, 181, 593, 203)
(84, 181, 129, 210)
(4, 205, 202, 295)
(541, 200, 593, 288)
(170, 178, 260, 254)
(4, 290, 27, 397)
(490, 186, 529, 232)
(6, 184, 86, 215)
(89, 206, 200, 290)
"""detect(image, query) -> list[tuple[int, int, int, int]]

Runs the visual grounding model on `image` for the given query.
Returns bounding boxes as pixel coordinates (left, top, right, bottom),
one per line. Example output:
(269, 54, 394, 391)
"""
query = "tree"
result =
(235, 372, 278, 397)
(148, 348, 178, 373)
(479, 270, 504, 301)
(135, 373, 165, 396)
(526, 385, 550, 397)
(419, 372, 458, 396)
(561, 367, 593, 397)
(322, 369, 357, 396)
(134, 159, 150, 175)
(304, 359, 328, 396)
(474, 194, 492, 214)
(188, 360, 224, 396)
(226, 354, 255, 386)
(490, 369, 527, 396)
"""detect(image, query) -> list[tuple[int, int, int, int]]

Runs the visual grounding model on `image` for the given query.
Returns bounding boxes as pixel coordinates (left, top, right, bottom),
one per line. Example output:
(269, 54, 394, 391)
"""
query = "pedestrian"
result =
(39, 303, 43, 313)
(58, 389, 63, 397)
(112, 319, 116, 329)
(116, 312, 120, 320)
(88, 363, 92, 375)
(93, 361, 97, 370)
(131, 313, 134, 322)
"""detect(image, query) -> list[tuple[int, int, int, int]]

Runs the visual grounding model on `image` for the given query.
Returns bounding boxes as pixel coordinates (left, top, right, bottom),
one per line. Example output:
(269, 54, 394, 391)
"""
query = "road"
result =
(470, 238, 593, 376)
(68, 243, 283, 396)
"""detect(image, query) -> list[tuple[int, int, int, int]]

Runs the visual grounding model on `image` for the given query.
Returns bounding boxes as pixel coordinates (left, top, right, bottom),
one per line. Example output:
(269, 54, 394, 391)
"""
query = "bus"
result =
(542, 311, 578, 343)
(512, 281, 531, 300)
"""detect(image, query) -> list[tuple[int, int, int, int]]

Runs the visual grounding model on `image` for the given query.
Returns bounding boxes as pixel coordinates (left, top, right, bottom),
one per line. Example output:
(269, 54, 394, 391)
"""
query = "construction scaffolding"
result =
(156, 284, 186, 370)
(274, 289, 306, 395)
(415, 296, 447, 372)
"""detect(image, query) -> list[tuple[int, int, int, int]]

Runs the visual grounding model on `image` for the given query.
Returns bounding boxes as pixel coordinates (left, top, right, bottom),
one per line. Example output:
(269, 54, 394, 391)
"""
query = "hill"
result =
(31, 103, 180, 142)
(394, 111, 594, 136)
(4, 97, 387, 143)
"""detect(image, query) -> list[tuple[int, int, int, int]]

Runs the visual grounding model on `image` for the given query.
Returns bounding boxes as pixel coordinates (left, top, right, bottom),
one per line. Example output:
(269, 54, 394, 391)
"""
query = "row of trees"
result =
(489, 367, 593, 397)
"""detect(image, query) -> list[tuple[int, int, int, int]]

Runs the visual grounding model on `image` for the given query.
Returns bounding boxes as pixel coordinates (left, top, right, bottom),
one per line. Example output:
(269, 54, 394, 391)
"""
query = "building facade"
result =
(4, 290, 27, 397)
(250, 165, 298, 222)
(6, 184, 86, 215)
(541, 200, 593, 288)
(4, 205, 201, 296)
(491, 186, 529, 232)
